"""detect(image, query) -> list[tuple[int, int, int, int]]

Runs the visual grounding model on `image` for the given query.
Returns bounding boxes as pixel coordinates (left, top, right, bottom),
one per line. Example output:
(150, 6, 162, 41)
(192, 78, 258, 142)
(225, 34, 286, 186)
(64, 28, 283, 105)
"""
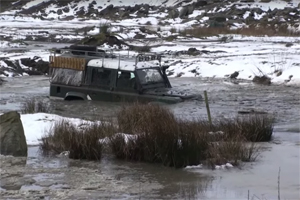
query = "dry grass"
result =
(40, 103, 273, 167)
(110, 103, 273, 168)
(112, 103, 209, 168)
(21, 98, 51, 114)
(40, 119, 116, 160)
(213, 115, 274, 142)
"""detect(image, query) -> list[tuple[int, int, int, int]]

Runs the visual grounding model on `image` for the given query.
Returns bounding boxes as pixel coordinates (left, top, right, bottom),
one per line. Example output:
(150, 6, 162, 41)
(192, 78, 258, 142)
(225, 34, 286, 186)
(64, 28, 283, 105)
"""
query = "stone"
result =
(0, 111, 27, 157)
(168, 8, 179, 18)
(179, 6, 188, 18)
(195, 0, 208, 7)
(57, 9, 63, 15)
(134, 33, 146, 39)
(230, 71, 239, 79)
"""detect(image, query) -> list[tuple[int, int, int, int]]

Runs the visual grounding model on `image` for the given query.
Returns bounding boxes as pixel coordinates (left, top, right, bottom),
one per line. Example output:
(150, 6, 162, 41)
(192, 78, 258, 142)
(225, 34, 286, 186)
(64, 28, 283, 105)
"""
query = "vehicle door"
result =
(85, 67, 117, 101)
(112, 70, 138, 102)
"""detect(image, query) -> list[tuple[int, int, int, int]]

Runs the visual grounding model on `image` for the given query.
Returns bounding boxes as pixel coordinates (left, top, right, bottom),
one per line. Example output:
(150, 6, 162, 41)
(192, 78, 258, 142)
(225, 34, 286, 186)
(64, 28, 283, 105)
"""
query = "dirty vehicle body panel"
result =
(49, 45, 201, 104)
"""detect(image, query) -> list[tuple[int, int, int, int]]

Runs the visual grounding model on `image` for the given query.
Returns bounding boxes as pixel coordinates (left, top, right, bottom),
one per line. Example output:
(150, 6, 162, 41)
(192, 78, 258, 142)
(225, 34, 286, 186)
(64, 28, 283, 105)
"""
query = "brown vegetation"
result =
(40, 119, 116, 160)
(40, 103, 274, 167)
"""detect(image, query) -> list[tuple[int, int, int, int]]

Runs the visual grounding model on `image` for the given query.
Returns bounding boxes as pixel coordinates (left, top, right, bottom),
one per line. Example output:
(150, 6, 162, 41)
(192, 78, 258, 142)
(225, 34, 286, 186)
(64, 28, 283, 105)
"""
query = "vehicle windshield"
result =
(136, 68, 164, 85)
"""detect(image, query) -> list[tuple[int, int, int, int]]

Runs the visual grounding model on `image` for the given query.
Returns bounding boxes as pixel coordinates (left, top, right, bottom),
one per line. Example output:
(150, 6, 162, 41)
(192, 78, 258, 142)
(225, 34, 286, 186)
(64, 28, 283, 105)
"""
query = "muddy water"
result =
(0, 76, 299, 199)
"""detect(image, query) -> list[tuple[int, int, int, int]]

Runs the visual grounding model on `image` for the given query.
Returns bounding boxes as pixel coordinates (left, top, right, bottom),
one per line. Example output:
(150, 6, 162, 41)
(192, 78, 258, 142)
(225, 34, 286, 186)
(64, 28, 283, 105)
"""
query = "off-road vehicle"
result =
(49, 45, 201, 104)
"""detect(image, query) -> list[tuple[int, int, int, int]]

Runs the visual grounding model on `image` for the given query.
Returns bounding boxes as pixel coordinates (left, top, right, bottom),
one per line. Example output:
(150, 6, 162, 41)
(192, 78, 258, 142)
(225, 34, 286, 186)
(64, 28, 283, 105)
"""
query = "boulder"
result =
(179, 6, 188, 18)
(230, 71, 239, 79)
(195, 0, 208, 7)
(57, 9, 63, 15)
(168, 8, 179, 18)
(0, 111, 27, 157)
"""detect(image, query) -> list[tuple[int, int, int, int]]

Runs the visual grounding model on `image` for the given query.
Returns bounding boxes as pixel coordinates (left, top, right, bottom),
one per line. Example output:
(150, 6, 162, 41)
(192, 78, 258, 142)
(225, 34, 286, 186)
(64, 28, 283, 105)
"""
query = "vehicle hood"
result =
(143, 87, 202, 100)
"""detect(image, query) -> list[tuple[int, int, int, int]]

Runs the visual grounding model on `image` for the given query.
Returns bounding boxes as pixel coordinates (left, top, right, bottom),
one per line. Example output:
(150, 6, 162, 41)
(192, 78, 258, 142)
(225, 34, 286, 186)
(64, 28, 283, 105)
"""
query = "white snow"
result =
(87, 58, 160, 71)
(236, 0, 300, 11)
(20, 113, 138, 146)
(185, 164, 203, 169)
(21, 113, 88, 145)
(23, 0, 50, 9)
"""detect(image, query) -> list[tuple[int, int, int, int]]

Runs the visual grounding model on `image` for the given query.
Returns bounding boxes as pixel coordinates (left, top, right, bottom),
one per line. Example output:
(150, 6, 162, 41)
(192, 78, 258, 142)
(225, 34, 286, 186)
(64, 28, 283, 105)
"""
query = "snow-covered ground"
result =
(21, 113, 88, 145)
(1, 34, 299, 85)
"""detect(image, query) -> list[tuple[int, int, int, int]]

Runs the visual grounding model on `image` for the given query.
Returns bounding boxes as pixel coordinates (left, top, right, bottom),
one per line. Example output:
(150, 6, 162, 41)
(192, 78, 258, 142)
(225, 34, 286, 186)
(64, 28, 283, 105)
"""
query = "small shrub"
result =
(21, 98, 51, 114)
(112, 103, 210, 168)
(165, 35, 177, 41)
(170, 27, 177, 34)
(206, 135, 261, 168)
(40, 119, 116, 160)
(214, 115, 274, 142)
(99, 21, 111, 34)
(111, 103, 273, 168)
(131, 45, 151, 52)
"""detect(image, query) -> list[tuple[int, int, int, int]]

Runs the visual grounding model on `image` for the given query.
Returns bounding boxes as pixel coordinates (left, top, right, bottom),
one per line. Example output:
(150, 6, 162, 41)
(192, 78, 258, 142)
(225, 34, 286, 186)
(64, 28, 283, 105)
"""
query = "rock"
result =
(285, 42, 293, 47)
(187, 5, 194, 15)
(76, 6, 86, 16)
(0, 111, 27, 157)
(195, 0, 208, 7)
(20, 57, 49, 75)
(298, 3, 300, 9)
(57, 9, 63, 15)
(179, 6, 189, 18)
(62, 6, 70, 13)
(252, 75, 271, 85)
(98, 4, 115, 16)
(187, 47, 201, 56)
(211, 15, 227, 23)
(134, 33, 146, 39)
(168, 8, 179, 18)
(230, 71, 239, 79)
(260, 0, 271, 2)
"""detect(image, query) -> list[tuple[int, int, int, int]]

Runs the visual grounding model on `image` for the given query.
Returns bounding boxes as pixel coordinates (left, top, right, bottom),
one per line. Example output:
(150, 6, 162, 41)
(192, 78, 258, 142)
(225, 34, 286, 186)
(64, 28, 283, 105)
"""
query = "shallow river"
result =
(0, 76, 299, 199)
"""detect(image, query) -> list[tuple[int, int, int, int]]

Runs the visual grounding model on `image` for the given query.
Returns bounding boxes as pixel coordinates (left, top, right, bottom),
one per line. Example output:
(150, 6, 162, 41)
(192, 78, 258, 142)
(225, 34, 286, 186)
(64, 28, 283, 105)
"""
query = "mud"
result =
(0, 147, 212, 200)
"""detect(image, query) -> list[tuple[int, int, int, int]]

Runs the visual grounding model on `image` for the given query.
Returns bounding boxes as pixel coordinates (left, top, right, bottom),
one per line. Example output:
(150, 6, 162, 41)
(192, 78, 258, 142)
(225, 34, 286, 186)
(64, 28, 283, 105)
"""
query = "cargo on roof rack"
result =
(49, 56, 86, 71)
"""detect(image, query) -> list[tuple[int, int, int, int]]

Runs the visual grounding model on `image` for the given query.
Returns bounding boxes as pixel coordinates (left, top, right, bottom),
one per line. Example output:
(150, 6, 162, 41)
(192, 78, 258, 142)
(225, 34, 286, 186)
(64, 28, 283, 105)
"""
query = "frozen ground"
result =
(1, 35, 300, 85)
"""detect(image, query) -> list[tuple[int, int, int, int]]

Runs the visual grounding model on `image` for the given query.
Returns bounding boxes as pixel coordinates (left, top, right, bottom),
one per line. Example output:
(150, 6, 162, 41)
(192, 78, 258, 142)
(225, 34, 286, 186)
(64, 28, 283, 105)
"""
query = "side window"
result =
(117, 71, 136, 89)
(91, 68, 112, 86)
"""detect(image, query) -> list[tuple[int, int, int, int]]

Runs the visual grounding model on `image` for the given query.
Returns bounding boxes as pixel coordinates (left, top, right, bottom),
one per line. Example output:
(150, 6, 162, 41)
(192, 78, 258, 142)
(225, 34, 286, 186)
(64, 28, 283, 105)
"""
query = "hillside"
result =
(1, 0, 299, 31)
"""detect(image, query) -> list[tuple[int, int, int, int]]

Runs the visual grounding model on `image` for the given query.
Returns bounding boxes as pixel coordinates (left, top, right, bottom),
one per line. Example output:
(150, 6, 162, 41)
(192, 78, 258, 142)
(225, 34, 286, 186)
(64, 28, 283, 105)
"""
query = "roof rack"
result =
(50, 47, 165, 71)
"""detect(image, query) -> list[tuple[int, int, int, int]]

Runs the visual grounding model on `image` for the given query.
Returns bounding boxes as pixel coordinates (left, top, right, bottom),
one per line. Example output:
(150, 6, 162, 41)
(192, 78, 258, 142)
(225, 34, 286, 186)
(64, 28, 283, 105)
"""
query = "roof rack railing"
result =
(135, 53, 162, 66)
(50, 48, 118, 59)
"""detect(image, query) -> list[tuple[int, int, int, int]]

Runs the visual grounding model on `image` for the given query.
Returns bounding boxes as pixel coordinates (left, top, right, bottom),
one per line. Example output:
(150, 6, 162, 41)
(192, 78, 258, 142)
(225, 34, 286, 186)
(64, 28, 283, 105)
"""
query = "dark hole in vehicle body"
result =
(49, 45, 202, 104)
